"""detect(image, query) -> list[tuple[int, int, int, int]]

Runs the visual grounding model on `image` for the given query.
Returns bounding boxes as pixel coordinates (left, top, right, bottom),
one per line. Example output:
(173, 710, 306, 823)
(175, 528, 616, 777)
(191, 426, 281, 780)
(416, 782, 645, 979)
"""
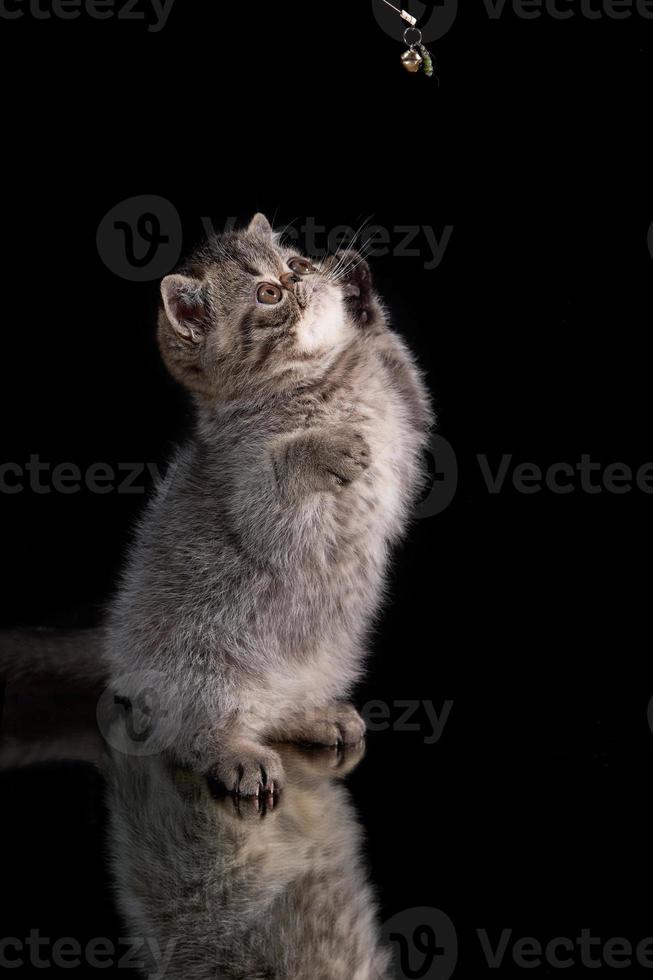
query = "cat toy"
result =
(379, 0, 435, 77)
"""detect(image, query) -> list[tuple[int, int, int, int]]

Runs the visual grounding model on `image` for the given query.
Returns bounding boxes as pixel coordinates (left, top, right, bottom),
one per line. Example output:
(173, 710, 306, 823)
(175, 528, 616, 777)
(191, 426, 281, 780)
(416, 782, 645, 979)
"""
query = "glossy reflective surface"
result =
(106, 743, 390, 979)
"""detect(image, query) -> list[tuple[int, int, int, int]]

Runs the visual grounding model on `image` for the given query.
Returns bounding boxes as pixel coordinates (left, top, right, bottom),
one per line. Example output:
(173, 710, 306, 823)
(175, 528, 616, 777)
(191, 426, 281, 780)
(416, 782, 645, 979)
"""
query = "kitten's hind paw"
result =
(207, 741, 284, 798)
(277, 741, 367, 780)
(283, 703, 367, 749)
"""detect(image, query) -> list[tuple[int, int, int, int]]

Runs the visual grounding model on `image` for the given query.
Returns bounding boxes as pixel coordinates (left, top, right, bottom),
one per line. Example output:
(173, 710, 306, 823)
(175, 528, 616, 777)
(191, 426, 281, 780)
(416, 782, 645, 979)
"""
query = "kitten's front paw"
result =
(207, 742, 284, 798)
(334, 250, 375, 326)
(317, 429, 371, 490)
(276, 428, 370, 496)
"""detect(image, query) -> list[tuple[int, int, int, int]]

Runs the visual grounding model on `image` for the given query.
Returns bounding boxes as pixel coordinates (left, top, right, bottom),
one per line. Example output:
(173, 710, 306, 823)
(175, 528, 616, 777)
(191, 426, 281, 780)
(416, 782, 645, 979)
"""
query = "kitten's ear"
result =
(160, 274, 208, 345)
(248, 213, 274, 238)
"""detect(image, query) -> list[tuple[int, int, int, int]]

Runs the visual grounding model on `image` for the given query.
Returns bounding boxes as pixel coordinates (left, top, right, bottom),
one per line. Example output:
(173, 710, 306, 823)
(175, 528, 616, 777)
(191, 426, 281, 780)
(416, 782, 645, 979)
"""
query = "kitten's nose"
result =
(280, 272, 300, 289)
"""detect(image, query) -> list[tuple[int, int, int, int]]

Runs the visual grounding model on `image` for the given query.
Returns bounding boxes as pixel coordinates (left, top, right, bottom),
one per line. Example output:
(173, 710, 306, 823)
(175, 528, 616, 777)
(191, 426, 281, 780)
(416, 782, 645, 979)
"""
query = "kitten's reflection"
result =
(106, 743, 391, 980)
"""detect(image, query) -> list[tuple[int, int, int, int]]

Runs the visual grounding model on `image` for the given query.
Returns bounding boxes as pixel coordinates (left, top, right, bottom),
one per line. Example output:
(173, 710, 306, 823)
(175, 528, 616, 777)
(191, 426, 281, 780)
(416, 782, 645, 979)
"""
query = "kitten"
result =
(106, 741, 392, 980)
(103, 213, 433, 795)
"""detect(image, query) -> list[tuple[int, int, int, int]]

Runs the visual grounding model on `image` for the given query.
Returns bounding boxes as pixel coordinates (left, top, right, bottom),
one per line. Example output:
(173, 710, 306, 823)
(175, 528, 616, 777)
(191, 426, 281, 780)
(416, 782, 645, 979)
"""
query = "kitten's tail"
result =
(0, 627, 108, 769)
(0, 627, 108, 688)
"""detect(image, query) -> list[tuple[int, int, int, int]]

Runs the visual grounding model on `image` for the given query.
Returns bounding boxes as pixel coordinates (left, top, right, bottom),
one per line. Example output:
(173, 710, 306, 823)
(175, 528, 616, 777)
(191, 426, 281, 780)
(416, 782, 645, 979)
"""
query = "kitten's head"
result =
(157, 214, 379, 401)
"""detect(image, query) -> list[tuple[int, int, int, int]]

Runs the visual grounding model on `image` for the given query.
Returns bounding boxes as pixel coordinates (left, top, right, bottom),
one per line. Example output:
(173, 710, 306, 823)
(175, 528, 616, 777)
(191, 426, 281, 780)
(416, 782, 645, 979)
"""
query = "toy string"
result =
(379, 0, 418, 26)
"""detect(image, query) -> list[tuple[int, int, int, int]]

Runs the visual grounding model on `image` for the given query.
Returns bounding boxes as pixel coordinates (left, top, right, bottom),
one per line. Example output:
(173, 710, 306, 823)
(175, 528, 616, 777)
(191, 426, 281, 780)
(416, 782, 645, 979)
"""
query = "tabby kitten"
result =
(106, 213, 433, 795)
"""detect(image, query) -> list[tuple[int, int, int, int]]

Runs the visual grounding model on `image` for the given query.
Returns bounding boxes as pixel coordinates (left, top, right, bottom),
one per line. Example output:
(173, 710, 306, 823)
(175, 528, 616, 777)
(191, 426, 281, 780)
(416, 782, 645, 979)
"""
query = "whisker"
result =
(330, 245, 373, 283)
(326, 215, 375, 282)
(275, 216, 299, 247)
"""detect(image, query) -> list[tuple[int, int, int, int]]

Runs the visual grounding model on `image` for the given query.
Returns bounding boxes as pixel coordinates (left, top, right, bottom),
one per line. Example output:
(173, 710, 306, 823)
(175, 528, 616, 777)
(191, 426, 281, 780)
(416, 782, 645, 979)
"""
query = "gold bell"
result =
(401, 47, 423, 73)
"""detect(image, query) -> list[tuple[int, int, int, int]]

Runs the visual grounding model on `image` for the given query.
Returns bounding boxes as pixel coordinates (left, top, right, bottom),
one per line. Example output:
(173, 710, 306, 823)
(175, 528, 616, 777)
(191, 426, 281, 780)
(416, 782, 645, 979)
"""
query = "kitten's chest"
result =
(275, 395, 363, 434)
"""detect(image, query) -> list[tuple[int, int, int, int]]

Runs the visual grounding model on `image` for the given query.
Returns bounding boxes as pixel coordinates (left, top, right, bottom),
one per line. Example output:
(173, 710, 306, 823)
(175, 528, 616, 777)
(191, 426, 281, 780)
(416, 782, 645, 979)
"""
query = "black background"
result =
(2, 0, 653, 975)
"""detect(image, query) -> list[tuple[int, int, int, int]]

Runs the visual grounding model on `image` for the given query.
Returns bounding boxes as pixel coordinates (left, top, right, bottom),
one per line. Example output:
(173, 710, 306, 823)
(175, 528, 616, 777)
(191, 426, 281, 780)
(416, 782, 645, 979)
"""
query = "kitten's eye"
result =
(288, 258, 315, 275)
(257, 283, 283, 305)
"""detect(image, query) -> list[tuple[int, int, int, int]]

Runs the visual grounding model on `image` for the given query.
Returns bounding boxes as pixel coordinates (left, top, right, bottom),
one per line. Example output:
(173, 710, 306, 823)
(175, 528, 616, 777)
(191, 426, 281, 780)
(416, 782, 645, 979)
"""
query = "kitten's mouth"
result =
(294, 275, 324, 310)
